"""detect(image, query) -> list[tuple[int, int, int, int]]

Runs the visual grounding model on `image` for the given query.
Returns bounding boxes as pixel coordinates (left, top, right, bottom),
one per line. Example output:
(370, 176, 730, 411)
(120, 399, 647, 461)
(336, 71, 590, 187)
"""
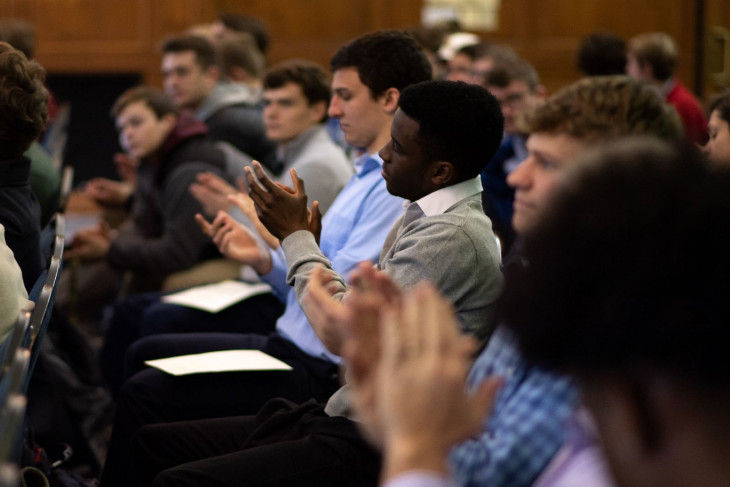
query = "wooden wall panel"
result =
(214, 0, 423, 67)
(481, 0, 700, 96)
(1, 0, 716, 98)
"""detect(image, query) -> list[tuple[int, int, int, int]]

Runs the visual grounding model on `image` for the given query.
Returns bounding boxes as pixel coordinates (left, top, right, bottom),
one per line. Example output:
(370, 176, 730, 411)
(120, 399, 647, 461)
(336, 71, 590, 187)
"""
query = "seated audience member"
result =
(99, 59, 353, 392)
(481, 55, 545, 252)
(470, 44, 519, 86)
(98, 29, 432, 487)
(576, 32, 627, 76)
(63, 87, 232, 309)
(128, 78, 504, 487)
(217, 32, 265, 96)
(500, 139, 730, 487)
(193, 59, 353, 217)
(161, 34, 277, 171)
(446, 42, 487, 83)
(627, 32, 707, 144)
(0, 41, 47, 290)
(439, 32, 480, 81)
(342, 75, 682, 487)
(211, 12, 270, 55)
(0, 224, 33, 342)
(0, 19, 60, 227)
(704, 91, 730, 166)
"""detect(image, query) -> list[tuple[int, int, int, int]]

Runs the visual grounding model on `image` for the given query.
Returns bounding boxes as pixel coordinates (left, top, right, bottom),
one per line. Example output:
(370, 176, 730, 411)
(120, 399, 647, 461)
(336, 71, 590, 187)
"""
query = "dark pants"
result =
(99, 291, 284, 395)
(133, 399, 380, 487)
(99, 333, 342, 487)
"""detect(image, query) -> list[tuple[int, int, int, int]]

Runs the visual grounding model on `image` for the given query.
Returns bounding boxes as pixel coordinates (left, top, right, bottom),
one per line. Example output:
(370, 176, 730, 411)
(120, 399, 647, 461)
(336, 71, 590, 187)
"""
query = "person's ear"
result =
(583, 376, 668, 482)
(309, 101, 327, 124)
(430, 161, 455, 186)
(382, 87, 400, 115)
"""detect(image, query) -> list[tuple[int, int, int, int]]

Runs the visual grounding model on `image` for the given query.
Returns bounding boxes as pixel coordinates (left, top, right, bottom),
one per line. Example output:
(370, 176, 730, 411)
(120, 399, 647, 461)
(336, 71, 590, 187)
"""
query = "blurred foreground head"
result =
(503, 138, 730, 487)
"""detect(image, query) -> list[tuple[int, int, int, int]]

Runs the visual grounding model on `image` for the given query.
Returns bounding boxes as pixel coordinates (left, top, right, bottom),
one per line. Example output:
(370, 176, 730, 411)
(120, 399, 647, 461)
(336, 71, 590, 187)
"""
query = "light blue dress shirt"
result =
(261, 153, 404, 364)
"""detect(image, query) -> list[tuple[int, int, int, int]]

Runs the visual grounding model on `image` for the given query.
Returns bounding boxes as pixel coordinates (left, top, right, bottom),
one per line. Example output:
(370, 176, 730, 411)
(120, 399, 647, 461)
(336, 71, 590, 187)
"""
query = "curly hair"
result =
(330, 30, 432, 98)
(398, 80, 503, 179)
(524, 75, 682, 142)
(0, 42, 48, 159)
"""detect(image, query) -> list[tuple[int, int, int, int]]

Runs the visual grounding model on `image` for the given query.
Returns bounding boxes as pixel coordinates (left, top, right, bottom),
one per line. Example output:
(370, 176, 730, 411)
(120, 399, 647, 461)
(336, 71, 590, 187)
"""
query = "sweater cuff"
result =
(280, 230, 319, 265)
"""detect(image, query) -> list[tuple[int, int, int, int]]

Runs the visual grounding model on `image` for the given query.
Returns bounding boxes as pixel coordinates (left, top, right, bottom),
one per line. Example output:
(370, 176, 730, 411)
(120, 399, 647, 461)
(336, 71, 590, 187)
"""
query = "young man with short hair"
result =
(502, 140, 730, 487)
(481, 55, 546, 252)
(65, 87, 231, 294)
(99, 30, 433, 487)
(343, 76, 683, 487)
(626, 32, 707, 144)
(161, 34, 277, 170)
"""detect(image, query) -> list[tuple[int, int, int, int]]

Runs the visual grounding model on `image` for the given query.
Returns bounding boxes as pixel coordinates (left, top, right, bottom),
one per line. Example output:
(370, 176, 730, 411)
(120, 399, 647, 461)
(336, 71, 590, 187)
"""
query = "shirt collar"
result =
(405, 175, 482, 217)
(353, 151, 383, 177)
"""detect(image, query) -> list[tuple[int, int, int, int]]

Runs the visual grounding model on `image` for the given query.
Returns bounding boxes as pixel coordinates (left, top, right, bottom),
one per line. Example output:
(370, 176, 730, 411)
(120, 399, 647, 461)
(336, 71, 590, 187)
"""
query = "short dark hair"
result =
(330, 30, 432, 99)
(0, 19, 36, 59)
(709, 90, 730, 125)
(398, 80, 503, 180)
(111, 86, 177, 119)
(0, 42, 48, 159)
(264, 60, 330, 107)
(455, 41, 492, 61)
(483, 55, 541, 91)
(217, 13, 269, 54)
(577, 32, 627, 76)
(501, 139, 730, 402)
(162, 35, 218, 70)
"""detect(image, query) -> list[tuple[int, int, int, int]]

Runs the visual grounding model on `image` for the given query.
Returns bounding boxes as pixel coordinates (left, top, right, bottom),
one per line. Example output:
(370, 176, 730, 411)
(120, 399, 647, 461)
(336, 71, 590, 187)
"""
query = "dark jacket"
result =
(196, 84, 278, 173)
(107, 113, 229, 274)
(0, 156, 43, 291)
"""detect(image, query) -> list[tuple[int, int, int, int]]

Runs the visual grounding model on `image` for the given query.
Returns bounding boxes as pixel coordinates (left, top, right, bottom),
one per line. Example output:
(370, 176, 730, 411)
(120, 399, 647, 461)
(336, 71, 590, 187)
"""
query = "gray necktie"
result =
(402, 202, 425, 228)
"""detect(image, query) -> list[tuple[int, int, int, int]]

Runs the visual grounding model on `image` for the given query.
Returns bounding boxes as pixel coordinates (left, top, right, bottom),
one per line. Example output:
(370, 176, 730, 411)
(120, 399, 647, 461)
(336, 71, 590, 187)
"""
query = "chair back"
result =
(25, 233, 64, 392)
(0, 350, 30, 420)
(0, 311, 31, 378)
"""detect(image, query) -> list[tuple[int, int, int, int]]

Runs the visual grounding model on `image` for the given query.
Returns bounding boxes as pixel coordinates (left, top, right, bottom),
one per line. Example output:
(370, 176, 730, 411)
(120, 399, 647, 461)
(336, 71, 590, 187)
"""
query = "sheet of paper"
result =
(145, 350, 292, 376)
(161, 280, 272, 313)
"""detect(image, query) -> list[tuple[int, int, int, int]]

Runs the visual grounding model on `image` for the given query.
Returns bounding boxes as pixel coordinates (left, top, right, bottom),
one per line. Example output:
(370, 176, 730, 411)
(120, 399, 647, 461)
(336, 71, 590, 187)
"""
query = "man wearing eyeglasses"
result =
(480, 56, 545, 253)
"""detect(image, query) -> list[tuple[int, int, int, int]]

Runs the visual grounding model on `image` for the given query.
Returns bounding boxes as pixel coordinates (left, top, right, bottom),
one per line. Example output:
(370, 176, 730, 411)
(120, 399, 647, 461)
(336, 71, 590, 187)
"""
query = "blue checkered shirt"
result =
(448, 326, 578, 487)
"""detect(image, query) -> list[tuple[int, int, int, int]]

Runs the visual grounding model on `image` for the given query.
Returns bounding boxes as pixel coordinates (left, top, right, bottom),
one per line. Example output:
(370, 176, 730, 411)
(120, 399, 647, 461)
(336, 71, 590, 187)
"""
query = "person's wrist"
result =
(383, 435, 450, 480)
(252, 247, 273, 275)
